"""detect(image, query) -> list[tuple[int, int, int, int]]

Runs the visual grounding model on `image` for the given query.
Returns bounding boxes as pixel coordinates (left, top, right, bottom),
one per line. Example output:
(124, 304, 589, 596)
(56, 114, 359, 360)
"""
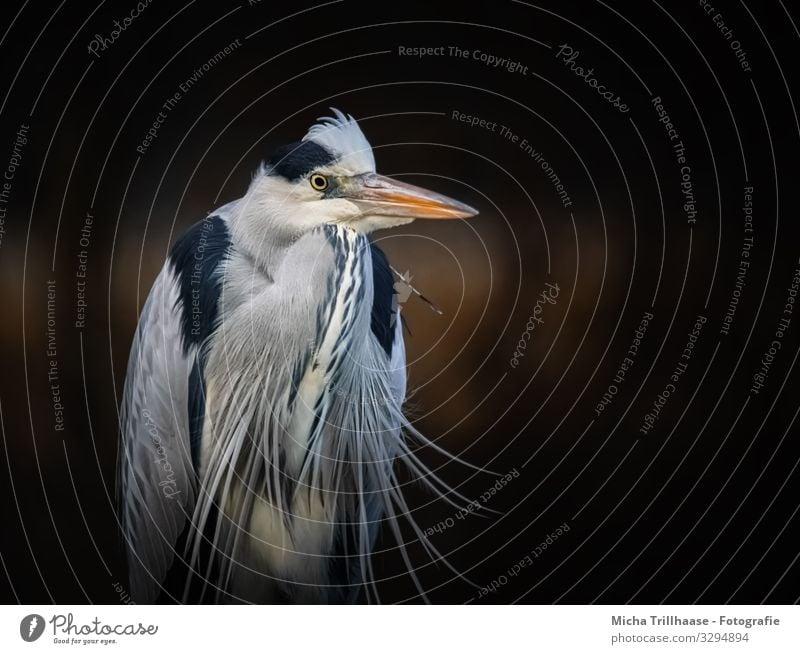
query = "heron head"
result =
(240, 109, 478, 240)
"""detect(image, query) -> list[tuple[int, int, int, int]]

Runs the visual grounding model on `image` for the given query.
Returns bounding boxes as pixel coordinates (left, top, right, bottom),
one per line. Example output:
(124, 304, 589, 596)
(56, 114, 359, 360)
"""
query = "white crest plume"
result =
(303, 108, 376, 174)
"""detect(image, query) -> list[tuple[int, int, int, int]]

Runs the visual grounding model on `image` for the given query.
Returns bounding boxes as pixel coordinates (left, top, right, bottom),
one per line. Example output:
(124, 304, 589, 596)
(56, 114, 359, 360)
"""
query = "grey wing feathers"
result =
(119, 265, 197, 602)
(388, 308, 407, 406)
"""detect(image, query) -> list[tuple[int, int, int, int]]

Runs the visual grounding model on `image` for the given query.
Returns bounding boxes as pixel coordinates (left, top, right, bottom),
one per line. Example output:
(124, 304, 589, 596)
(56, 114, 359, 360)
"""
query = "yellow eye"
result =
(309, 173, 329, 191)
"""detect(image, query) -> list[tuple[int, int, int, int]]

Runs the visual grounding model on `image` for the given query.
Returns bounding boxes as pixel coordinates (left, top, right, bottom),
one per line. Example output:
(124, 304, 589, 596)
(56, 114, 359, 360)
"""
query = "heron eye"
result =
(309, 173, 329, 191)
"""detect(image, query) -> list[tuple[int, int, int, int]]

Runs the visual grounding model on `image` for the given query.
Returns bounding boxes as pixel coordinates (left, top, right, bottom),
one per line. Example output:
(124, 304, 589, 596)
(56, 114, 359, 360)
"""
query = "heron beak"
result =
(349, 173, 478, 220)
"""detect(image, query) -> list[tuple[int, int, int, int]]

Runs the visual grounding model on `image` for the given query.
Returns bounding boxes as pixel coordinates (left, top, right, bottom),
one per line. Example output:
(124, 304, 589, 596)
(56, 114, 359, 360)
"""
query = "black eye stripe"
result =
(268, 140, 336, 181)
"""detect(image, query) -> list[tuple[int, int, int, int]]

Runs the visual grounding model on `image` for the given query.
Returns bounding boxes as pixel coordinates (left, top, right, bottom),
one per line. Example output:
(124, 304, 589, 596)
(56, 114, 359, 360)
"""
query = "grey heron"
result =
(119, 109, 479, 603)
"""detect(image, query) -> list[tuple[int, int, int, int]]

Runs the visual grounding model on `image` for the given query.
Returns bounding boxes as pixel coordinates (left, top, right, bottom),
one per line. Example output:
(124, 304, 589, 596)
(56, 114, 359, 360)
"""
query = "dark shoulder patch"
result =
(169, 215, 231, 355)
(170, 215, 230, 470)
(268, 140, 335, 181)
(369, 242, 397, 357)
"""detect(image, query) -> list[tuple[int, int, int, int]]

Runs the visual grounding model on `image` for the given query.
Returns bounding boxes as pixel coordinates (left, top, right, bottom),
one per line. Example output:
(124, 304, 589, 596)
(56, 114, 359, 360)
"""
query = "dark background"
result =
(1, 0, 799, 604)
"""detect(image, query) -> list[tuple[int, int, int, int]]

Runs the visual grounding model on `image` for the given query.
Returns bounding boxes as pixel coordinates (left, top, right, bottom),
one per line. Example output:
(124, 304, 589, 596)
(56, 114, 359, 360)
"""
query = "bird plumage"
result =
(118, 110, 478, 603)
